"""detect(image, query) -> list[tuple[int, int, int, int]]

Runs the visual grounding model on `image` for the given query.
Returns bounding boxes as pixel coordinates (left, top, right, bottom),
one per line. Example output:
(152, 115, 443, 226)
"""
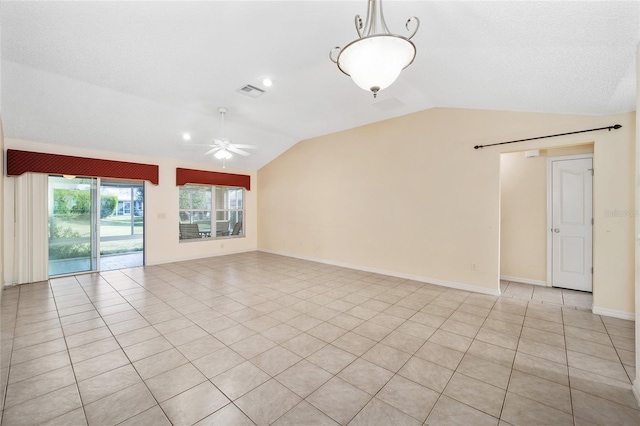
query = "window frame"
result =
(178, 184, 244, 242)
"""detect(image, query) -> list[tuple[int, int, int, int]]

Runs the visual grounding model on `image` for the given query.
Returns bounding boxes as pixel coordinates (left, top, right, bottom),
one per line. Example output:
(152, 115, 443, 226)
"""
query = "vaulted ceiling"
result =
(2, 1, 639, 170)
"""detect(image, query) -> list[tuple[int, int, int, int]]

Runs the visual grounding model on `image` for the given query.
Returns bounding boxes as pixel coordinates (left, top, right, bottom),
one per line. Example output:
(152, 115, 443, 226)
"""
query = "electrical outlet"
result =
(220, 243, 224, 249)
(471, 263, 477, 271)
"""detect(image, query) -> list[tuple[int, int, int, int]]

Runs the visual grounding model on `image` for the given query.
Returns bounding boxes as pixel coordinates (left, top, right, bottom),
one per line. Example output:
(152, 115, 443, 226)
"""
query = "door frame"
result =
(98, 179, 146, 271)
(47, 175, 99, 277)
(47, 176, 146, 277)
(546, 153, 594, 289)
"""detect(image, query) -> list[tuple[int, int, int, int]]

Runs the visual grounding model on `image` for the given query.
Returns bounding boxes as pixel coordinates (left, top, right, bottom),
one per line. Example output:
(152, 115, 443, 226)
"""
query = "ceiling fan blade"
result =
(227, 147, 250, 156)
(204, 147, 221, 155)
(183, 143, 216, 147)
(230, 144, 257, 149)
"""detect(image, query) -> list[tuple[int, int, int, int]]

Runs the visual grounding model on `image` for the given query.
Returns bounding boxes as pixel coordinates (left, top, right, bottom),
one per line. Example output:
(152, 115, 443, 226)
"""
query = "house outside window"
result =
(179, 185, 244, 240)
(117, 201, 131, 215)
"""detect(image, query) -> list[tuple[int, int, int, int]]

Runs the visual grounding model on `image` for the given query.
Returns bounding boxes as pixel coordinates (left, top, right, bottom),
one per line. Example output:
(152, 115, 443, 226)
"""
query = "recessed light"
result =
(262, 78, 273, 87)
(182, 133, 191, 141)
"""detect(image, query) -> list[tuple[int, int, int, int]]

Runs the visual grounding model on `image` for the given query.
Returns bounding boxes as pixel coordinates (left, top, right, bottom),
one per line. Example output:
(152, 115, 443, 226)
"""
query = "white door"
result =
(550, 157, 593, 292)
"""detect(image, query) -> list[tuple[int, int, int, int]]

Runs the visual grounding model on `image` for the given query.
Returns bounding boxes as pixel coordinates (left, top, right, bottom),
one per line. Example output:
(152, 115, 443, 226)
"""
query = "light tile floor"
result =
(100, 253, 144, 272)
(0, 252, 637, 425)
(50, 252, 144, 277)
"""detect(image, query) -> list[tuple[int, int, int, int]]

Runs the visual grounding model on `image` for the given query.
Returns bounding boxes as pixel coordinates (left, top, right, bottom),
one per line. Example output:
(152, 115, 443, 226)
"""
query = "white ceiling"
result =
(2, 1, 639, 170)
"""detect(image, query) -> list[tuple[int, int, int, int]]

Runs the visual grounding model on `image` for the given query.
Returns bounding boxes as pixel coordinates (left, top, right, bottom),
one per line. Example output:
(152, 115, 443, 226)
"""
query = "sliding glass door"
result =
(48, 177, 144, 276)
(48, 176, 98, 276)
(99, 181, 144, 271)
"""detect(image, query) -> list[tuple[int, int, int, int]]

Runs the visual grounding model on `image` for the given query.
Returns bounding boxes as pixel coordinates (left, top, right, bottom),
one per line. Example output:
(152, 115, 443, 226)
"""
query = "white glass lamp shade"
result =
(214, 149, 232, 160)
(337, 35, 416, 93)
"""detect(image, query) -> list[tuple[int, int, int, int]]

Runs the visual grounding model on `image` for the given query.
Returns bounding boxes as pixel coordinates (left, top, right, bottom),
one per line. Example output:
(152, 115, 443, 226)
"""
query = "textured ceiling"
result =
(2, 1, 639, 170)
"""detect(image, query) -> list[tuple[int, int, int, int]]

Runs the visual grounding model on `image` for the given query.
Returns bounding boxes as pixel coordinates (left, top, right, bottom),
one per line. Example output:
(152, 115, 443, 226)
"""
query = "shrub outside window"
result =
(179, 185, 244, 240)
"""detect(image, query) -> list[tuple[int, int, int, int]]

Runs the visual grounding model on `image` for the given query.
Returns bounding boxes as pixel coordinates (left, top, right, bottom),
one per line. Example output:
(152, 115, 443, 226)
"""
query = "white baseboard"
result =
(500, 275, 547, 287)
(259, 249, 501, 296)
(633, 380, 640, 406)
(592, 306, 635, 321)
(3, 249, 257, 288)
(147, 248, 256, 266)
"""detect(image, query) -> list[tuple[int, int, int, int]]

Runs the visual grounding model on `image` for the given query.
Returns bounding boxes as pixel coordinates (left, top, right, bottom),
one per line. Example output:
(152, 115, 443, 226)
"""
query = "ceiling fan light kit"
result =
(183, 107, 257, 169)
(214, 149, 232, 160)
(330, 0, 419, 98)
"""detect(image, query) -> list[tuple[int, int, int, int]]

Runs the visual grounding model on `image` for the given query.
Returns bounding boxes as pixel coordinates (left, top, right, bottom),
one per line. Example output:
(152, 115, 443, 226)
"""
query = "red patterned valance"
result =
(7, 150, 159, 185)
(176, 168, 250, 190)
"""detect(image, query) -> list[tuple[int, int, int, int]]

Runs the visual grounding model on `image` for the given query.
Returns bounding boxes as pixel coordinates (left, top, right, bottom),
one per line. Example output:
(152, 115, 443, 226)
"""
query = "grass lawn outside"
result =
(52, 215, 143, 237)
(101, 215, 144, 236)
(101, 240, 143, 255)
(50, 214, 144, 258)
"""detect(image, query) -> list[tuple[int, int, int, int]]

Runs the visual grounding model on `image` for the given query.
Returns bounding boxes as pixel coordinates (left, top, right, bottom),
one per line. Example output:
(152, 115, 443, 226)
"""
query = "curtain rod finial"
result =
(474, 145, 482, 149)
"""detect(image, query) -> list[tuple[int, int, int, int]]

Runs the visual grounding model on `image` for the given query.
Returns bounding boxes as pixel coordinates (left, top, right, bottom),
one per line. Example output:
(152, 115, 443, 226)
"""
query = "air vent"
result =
(236, 84, 265, 98)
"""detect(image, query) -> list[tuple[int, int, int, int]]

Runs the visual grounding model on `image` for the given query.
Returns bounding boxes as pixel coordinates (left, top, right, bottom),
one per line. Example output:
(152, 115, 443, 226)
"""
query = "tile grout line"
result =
(560, 302, 578, 426)
(113, 266, 250, 425)
(601, 319, 635, 383)
(110, 267, 241, 422)
(500, 295, 532, 421)
(105, 264, 303, 425)
(279, 292, 415, 424)
(421, 295, 478, 425)
(52, 275, 96, 424)
(66, 271, 169, 425)
(1, 294, 62, 403)
(319, 285, 454, 424)
(0, 286, 21, 425)
(3, 255, 633, 426)
(88, 270, 182, 425)
(10, 277, 89, 425)
(434, 292, 506, 424)
(216, 279, 428, 424)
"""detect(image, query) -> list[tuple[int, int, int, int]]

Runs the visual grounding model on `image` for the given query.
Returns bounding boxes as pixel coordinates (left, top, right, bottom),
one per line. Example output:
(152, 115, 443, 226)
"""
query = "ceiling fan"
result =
(185, 107, 257, 167)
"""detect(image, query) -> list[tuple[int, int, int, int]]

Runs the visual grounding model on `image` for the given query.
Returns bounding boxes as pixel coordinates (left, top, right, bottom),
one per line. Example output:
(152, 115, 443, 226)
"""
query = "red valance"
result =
(6, 150, 159, 185)
(176, 168, 250, 190)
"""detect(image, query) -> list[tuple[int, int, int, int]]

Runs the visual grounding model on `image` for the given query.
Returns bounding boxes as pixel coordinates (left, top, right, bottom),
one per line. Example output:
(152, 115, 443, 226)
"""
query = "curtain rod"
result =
(473, 124, 622, 150)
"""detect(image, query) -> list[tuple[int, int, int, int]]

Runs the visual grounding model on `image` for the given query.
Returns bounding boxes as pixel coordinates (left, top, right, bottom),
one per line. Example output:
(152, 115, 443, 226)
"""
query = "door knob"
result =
(553, 228, 560, 233)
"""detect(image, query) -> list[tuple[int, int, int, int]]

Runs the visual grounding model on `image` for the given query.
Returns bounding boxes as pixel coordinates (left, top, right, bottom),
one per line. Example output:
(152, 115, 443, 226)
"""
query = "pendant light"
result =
(330, 0, 419, 98)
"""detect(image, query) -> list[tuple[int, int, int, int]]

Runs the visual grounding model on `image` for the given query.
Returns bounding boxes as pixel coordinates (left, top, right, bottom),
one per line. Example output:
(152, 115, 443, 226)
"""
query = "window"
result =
(117, 201, 131, 215)
(178, 185, 244, 240)
(215, 186, 244, 238)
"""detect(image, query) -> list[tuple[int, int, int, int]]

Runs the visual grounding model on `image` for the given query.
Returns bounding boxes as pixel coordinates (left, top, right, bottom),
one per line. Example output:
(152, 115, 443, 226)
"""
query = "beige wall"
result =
(500, 144, 594, 283)
(0, 117, 4, 303)
(258, 108, 636, 315)
(634, 41, 639, 399)
(3, 139, 258, 285)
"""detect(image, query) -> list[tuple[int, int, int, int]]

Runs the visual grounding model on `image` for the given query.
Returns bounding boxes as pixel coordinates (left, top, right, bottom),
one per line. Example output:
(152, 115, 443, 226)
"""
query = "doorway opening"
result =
(47, 176, 144, 276)
(99, 180, 144, 271)
(499, 144, 594, 299)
